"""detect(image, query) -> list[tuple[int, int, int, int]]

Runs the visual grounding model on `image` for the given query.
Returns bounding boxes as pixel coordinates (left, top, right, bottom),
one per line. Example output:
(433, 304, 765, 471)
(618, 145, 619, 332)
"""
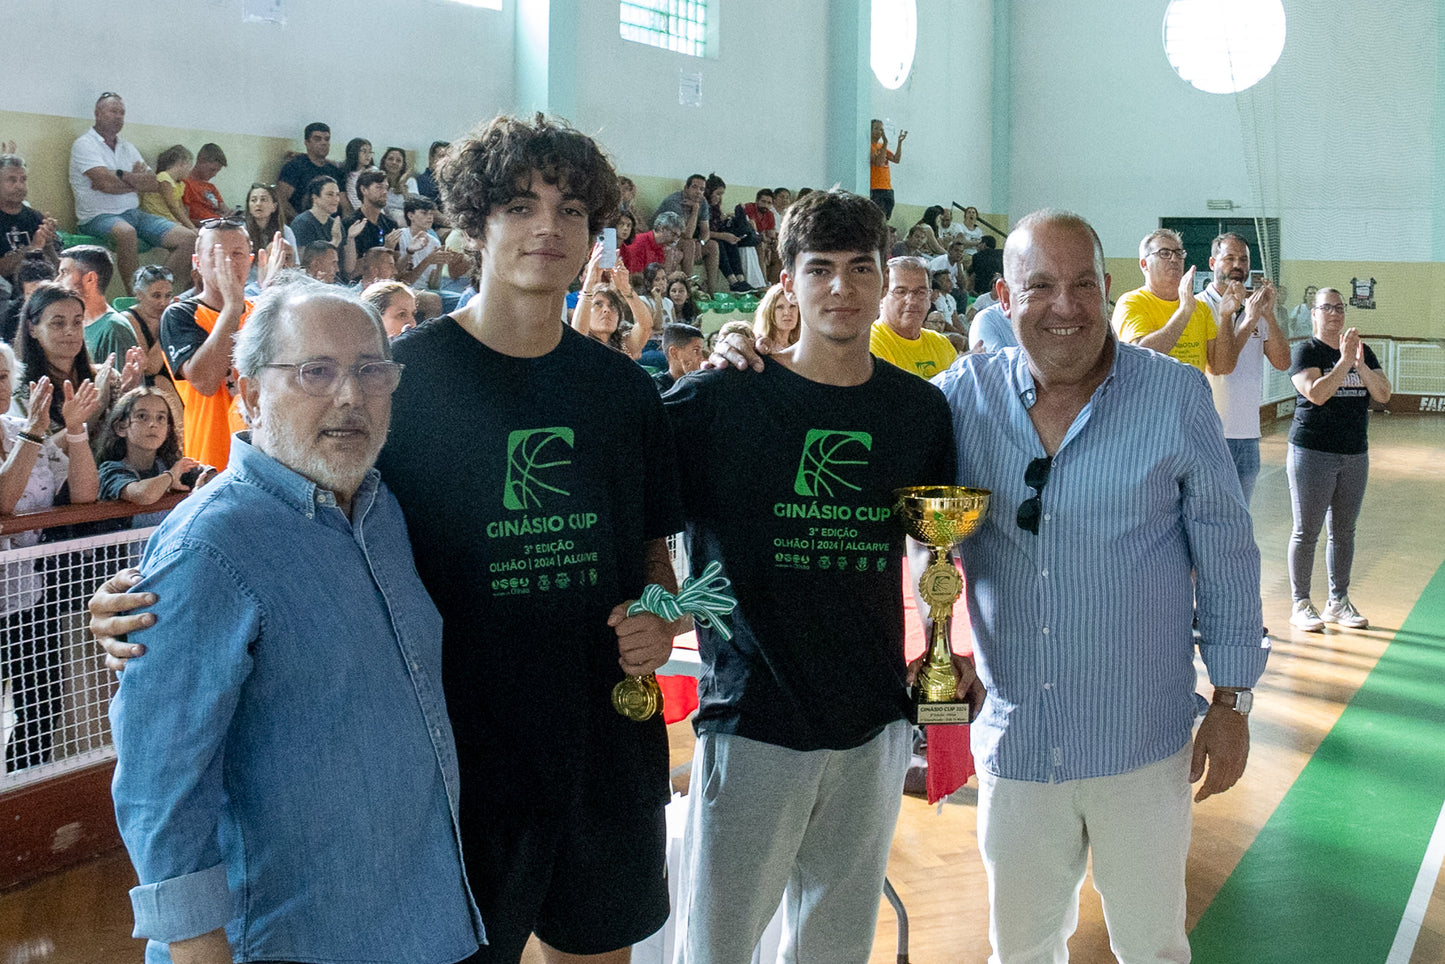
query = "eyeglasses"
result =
(1015, 456, 1054, 535)
(1313, 303, 1346, 315)
(1147, 248, 1187, 263)
(198, 215, 246, 230)
(263, 360, 405, 397)
(892, 287, 933, 301)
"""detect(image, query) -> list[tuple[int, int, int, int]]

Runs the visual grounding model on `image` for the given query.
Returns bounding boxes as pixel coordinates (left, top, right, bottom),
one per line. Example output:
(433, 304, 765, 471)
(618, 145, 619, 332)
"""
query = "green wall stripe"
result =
(1191, 560, 1445, 962)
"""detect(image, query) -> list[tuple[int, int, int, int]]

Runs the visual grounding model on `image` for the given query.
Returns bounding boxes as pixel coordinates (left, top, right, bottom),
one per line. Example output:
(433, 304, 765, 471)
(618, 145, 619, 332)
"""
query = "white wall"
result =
(572, 0, 832, 190)
(872, 0, 995, 212)
(0, 0, 514, 157)
(6, 0, 997, 211)
(1007, 0, 1439, 263)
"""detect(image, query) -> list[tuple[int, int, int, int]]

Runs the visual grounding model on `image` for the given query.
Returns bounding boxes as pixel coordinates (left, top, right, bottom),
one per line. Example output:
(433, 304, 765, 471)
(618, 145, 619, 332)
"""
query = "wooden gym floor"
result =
(1, 415, 1442, 964)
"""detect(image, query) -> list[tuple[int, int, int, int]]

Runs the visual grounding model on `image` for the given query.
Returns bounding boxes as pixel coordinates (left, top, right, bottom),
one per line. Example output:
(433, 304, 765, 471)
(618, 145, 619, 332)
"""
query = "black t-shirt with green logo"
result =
(663, 357, 956, 751)
(378, 319, 683, 811)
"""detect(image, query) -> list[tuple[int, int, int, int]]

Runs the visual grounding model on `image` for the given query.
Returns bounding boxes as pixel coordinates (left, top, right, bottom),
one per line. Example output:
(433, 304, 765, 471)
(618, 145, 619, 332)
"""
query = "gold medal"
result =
(611, 673, 663, 721)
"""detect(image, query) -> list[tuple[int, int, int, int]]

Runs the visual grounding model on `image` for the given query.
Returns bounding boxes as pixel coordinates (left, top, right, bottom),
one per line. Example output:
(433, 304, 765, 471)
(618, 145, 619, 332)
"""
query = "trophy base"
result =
(910, 688, 975, 725)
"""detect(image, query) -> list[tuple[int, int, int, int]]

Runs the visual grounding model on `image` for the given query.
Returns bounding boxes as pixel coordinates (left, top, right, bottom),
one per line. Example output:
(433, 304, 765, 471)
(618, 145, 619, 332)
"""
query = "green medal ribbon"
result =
(612, 562, 739, 721)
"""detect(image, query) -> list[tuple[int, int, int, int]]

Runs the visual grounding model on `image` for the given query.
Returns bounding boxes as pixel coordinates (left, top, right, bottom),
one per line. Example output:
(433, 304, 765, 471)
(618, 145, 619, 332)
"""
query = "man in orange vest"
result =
(160, 217, 283, 469)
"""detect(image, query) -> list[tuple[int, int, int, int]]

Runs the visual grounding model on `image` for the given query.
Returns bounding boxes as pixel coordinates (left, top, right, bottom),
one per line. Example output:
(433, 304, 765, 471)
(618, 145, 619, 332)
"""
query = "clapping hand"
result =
(1245, 279, 1276, 319)
(1340, 327, 1363, 367)
(60, 379, 100, 430)
(212, 243, 247, 305)
(23, 377, 53, 436)
(35, 215, 58, 249)
(255, 232, 290, 288)
(1178, 265, 1197, 309)
(116, 347, 145, 394)
(1220, 280, 1247, 319)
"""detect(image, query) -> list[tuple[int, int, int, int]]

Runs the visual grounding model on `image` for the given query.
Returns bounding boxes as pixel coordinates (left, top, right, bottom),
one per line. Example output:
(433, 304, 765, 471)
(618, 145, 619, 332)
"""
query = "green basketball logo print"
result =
(503, 427, 575, 510)
(793, 430, 872, 497)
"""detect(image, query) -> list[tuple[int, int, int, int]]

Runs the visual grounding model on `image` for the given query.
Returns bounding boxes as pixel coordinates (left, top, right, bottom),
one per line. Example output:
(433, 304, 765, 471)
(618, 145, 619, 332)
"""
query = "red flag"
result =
(925, 723, 975, 803)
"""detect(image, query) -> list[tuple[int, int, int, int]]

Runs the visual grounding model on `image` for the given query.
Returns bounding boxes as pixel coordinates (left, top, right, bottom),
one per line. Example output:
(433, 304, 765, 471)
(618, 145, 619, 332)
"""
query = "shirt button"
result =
(1041, 569, 1049, 578)
(1043, 513, 1052, 522)
(410, 662, 420, 673)
(1042, 626, 1050, 635)
(1043, 682, 1052, 690)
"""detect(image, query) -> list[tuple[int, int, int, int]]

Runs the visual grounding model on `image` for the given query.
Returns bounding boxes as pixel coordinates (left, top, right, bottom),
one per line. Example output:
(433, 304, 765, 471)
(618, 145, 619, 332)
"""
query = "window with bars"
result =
(620, 0, 708, 57)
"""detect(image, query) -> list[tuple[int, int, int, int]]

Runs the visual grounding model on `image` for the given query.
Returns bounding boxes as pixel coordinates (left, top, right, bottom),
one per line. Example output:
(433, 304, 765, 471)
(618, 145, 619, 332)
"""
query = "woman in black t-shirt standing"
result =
(1286, 287, 1392, 633)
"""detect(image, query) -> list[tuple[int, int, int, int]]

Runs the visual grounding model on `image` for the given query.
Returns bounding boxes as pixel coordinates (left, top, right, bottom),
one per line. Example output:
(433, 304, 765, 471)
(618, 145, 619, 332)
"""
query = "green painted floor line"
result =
(1191, 562, 1445, 963)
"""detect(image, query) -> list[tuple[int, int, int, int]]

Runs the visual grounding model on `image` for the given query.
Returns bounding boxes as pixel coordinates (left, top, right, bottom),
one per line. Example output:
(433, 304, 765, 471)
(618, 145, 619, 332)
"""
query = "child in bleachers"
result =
(95, 387, 205, 529)
(138, 145, 197, 231)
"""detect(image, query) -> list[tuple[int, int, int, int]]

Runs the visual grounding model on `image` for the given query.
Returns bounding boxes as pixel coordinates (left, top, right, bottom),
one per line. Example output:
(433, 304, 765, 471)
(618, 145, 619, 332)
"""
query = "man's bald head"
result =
(1002, 209, 1105, 290)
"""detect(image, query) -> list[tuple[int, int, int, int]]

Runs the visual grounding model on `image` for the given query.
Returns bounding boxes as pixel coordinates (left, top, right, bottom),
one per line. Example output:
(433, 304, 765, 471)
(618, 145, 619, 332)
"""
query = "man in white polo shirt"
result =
(68, 92, 196, 295)
(1197, 233, 1290, 505)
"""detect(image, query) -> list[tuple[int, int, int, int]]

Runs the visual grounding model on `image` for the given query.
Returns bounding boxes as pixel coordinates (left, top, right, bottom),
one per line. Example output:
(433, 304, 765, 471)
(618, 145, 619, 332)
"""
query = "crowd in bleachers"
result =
(0, 92, 1010, 538)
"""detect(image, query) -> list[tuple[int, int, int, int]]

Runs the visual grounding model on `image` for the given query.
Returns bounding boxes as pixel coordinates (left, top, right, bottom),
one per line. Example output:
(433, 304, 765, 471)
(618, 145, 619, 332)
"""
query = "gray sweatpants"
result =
(1287, 443, 1369, 602)
(674, 719, 911, 964)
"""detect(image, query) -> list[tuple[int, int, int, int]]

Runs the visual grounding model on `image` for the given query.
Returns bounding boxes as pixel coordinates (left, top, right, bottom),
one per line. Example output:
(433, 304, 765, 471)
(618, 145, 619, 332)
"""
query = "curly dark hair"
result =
(96, 387, 181, 466)
(778, 188, 888, 274)
(439, 113, 620, 245)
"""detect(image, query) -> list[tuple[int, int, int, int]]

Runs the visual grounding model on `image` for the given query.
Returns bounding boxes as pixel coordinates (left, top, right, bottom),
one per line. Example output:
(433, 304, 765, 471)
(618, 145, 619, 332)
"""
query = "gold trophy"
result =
(895, 485, 991, 724)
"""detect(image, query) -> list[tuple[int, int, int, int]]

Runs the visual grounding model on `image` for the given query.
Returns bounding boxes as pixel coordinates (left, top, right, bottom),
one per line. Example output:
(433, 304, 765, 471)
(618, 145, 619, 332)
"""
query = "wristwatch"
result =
(1212, 689, 1253, 715)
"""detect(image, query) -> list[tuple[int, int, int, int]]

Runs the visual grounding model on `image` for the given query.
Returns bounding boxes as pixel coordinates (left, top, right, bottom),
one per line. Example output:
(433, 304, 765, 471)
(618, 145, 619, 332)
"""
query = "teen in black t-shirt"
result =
(665, 358, 954, 749)
(665, 187, 968, 962)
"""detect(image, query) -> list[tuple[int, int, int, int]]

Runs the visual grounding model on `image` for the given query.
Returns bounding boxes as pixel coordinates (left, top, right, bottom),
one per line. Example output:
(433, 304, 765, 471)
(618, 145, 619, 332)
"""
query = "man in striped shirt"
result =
(932, 210, 1267, 962)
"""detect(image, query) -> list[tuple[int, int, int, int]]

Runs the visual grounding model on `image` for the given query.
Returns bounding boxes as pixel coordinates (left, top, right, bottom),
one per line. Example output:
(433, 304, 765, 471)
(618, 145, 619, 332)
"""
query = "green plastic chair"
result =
(58, 231, 107, 250)
(57, 230, 154, 255)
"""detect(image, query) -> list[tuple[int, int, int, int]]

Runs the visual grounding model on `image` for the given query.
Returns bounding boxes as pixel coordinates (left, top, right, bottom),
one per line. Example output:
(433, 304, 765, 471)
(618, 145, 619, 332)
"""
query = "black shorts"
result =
(456, 715, 671, 962)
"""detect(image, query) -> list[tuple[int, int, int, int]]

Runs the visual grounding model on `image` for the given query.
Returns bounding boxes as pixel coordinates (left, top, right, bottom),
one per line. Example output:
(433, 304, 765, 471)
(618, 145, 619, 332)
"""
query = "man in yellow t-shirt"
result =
(869, 256, 957, 378)
(1111, 228, 1237, 375)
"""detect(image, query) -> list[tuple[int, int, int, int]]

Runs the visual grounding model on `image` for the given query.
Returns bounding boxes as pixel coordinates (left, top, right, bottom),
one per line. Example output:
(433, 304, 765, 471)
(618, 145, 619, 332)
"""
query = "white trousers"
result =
(977, 746, 1193, 964)
(674, 720, 911, 964)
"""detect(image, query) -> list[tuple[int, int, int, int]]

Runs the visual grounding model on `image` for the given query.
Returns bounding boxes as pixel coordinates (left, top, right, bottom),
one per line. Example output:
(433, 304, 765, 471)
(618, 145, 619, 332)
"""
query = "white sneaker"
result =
(1291, 600, 1325, 633)
(1323, 595, 1369, 629)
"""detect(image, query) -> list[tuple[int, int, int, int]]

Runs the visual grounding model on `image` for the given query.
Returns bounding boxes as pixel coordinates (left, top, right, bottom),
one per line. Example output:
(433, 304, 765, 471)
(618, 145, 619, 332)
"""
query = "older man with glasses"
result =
(931, 210, 1265, 962)
(1112, 226, 1241, 376)
(869, 255, 958, 378)
(109, 279, 483, 964)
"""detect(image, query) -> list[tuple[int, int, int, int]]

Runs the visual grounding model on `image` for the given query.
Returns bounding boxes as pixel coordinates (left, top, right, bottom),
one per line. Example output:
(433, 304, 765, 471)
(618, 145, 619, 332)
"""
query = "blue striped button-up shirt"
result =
(932, 341, 1267, 783)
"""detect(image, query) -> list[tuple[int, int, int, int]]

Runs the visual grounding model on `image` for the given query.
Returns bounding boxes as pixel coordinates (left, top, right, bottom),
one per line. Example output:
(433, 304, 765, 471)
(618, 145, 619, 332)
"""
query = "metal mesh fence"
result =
(1, 526, 156, 789)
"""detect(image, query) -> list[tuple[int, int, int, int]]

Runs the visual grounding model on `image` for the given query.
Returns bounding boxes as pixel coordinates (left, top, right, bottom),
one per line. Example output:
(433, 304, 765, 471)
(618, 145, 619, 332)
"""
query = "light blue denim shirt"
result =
(932, 341, 1268, 783)
(110, 433, 483, 963)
